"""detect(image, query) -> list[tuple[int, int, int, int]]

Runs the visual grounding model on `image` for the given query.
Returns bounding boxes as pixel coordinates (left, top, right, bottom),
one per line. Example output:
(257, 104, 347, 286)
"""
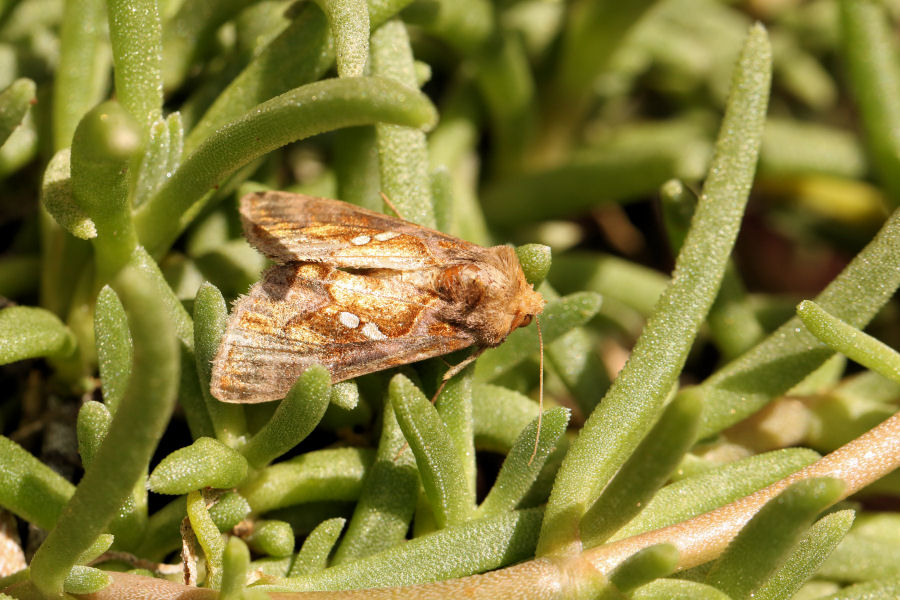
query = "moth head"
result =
(452, 246, 545, 346)
(509, 279, 545, 332)
(499, 245, 545, 315)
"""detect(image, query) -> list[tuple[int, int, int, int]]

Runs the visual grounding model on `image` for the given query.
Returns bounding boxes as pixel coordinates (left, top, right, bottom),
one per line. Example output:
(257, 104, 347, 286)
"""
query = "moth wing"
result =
(240, 191, 481, 269)
(210, 263, 474, 403)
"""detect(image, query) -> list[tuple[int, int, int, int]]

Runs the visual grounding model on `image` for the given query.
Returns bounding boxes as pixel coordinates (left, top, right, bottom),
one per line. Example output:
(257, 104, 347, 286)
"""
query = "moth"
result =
(210, 192, 545, 403)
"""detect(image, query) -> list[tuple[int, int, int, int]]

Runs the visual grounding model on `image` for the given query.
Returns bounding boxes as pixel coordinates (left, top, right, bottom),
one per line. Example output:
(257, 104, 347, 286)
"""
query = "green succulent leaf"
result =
(94, 285, 132, 413)
(246, 520, 295, 558)
(290, 517, 347, 576)
(220, 536, 251, 600)
(0, 78, 35, 149)
(62, 565, 111, 595)
(539, 23, 772, 557)
(149, 437, 249, 494)
(0, 306, 76, 364)
(260, 508, 543, 592)
(136, 76, 438, 254)
(390, 374, 472, 528)
(29, 266, 179, 597)
(704, 478, 845, 599)
(41, 148, 97, 240)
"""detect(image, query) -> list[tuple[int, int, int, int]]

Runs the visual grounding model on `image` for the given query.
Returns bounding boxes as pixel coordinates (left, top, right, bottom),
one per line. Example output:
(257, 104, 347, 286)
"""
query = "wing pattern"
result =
(211, 263, 473, 402)
(240, 191, 481, 269)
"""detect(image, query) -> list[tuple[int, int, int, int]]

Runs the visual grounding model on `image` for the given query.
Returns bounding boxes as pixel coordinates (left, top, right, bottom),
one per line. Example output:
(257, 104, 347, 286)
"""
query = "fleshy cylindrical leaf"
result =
(149, 437, 249, 494)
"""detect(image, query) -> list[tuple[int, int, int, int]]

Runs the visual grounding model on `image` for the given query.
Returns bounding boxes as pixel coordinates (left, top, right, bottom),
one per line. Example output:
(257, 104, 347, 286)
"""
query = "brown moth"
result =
(210, 192, 545, 403)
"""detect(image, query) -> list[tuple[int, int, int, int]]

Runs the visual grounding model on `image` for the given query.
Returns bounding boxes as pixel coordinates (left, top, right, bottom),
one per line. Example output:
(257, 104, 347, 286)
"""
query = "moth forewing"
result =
(210, 192, 545, 404)
(238, 191, 464, 269)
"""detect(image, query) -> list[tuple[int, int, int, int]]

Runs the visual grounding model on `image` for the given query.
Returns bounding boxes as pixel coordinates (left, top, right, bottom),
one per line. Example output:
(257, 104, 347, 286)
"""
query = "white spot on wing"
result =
(339, 311, 360, 329)
(361, 322, 388, 340)
(351, 235, 371, 245)
(374, 232, 399, 241)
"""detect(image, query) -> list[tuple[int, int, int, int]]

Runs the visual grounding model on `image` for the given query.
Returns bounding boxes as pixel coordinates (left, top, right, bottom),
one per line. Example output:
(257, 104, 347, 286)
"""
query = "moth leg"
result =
(430, 346, 487, 404)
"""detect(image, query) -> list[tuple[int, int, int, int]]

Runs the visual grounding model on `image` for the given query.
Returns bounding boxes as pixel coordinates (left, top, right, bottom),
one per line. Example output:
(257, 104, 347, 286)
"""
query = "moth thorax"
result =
(436, 264, 487, 308)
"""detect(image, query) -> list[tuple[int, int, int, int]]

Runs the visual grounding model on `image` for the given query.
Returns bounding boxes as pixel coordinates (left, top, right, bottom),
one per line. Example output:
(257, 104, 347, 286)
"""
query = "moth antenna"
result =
(379, 191, 406, 220)
(528, 316, 544, 465)
(393, 441, 410, 462)
(430, 381, 447, 406)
